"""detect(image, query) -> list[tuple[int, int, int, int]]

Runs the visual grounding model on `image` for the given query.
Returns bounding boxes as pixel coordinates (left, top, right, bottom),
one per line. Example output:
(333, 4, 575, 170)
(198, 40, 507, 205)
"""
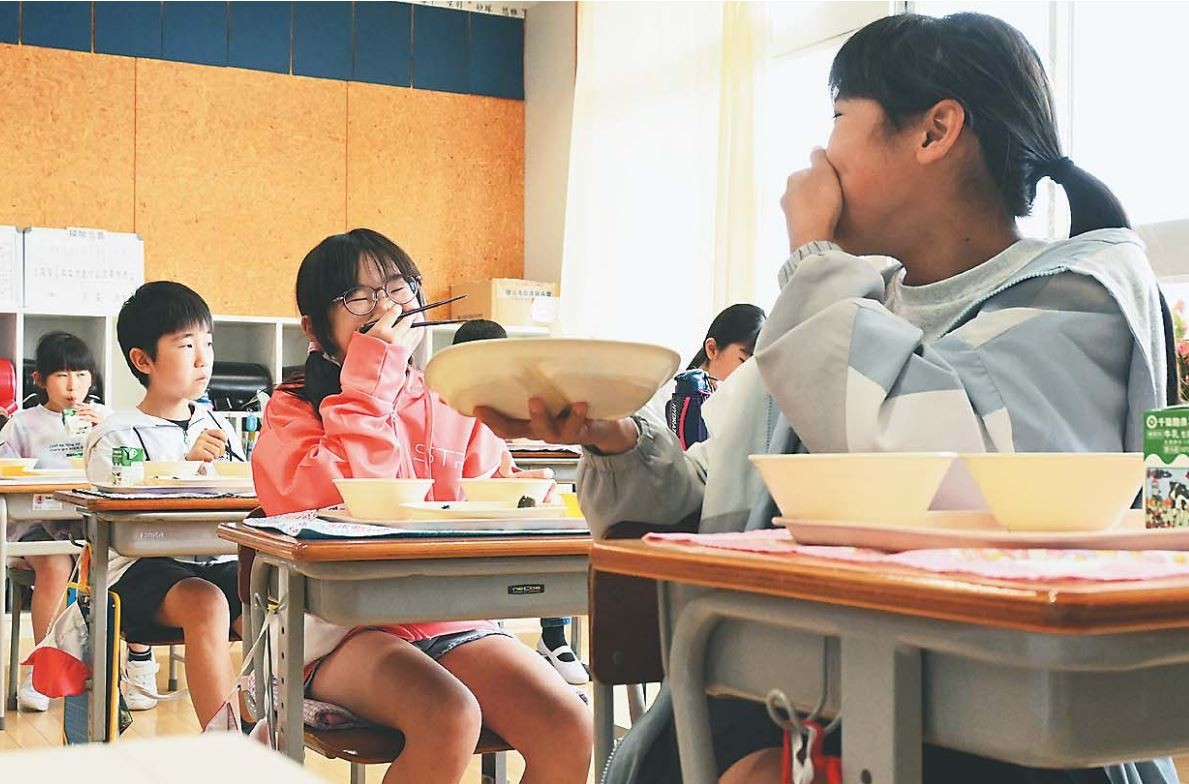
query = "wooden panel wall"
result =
(346, 82, 525, 303)
(0, 44, 525, 316)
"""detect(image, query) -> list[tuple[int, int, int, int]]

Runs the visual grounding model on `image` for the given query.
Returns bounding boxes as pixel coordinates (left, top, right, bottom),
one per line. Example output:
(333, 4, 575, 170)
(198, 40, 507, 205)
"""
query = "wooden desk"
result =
(60, 491, 259, 743)
(219, 521, 591, 763)
(0, 481, 87, 730)
(593, 538, 1189, 784)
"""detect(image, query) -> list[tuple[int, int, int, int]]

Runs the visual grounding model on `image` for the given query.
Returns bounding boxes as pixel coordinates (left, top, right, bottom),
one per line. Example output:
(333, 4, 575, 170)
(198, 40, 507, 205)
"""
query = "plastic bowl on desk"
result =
(211, 461, 252, 480)
(333, 478, 435, 521)
(962, 452, 1143, 532)
(459, 478, 554, 504)
(0, 458, 40, 476)
(749, 453, 957, 526)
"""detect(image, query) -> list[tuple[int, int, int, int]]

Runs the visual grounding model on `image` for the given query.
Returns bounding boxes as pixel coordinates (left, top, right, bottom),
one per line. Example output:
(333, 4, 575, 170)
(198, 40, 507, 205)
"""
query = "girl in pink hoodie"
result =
(252, 229, 592, 784)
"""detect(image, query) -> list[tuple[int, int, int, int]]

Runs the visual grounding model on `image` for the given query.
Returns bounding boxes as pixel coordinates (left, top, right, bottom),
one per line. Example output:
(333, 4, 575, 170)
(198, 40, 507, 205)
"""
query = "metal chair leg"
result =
(626, 682, 646, 723)
(569, 615, 583, 660)
(349, 762, 366, 784)
(7, 581, 24, 711)
(481, 751, 508, 784)
(167, 644, 180, 691)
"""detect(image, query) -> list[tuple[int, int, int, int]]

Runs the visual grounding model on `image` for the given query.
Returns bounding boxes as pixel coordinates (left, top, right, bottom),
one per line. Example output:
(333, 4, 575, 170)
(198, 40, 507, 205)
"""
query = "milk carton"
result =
(1143, 405, 1189, 528)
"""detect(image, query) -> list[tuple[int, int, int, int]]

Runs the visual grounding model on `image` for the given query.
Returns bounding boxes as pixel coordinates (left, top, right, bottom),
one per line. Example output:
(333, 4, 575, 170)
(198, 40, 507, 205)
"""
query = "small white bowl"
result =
(459, 478, 554, 505)
(750, 453, 956, 525)
(333, 478, 435, 521)
(0, 458, 39, 476)
(963, 453, 1143, 532)
(144, 460, 206, 479)
(210, 461, 252, 479)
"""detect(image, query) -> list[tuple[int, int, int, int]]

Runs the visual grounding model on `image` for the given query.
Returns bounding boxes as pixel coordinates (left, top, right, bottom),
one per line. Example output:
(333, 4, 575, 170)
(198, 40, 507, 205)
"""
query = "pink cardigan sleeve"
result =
(462, 417, 510, 480)
(252, 333, 412, 515)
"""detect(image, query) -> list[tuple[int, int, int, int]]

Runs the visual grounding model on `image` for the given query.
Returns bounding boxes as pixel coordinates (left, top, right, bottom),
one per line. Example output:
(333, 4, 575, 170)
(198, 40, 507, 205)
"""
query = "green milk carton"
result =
(1144, 405, 1189, 528)
(110, 446, 146, 487)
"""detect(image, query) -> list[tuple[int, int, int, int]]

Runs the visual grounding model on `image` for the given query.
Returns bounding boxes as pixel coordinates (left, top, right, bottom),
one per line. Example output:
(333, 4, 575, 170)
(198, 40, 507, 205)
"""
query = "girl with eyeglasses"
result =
(251, 228, 592, 784)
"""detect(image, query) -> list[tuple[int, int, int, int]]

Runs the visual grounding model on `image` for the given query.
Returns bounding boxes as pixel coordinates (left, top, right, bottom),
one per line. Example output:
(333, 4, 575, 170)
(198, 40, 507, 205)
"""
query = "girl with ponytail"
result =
(252, 229, 592, 784)
(477, 12, 1178, 784)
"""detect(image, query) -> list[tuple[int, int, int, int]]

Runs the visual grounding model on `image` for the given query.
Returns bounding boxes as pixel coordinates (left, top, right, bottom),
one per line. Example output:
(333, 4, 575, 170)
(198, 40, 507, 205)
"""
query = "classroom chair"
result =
(237, 509, 513, 784)
(5, 565, 36, 710)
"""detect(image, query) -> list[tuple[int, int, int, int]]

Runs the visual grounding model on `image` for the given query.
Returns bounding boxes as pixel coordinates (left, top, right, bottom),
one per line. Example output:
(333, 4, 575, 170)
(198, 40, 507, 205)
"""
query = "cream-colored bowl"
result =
(144, 460, 205, 479)
(333, 478, 435, 521)
(211, 461, 252, 479)
(750, 453, 956, 525)
(0, 458, 39, 476)
(459, 478, 554, 504)
(425, 338, 681, 420)
(963, 453, 1143, 532)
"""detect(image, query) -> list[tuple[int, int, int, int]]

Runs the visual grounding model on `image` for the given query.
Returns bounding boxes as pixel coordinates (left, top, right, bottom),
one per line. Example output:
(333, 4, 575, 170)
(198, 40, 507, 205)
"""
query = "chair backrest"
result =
(589, 516, 700, 686)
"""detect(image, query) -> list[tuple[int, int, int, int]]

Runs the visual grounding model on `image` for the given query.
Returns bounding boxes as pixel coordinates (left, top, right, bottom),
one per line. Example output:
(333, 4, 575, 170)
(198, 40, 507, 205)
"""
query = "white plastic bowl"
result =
(144, 460, 205, 479)
(750, 453, 956, 525)
(333, 478, 435, 521)
(0, 458, 39, 476)
(963, 453, 1143, 532)
(459, 478, 554, 504)
(210, 461, 252, 479)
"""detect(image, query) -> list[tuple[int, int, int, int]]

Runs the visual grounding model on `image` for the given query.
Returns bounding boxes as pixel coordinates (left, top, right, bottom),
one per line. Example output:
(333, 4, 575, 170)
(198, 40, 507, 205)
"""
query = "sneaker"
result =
(537, 636, 589, 685)
(18, 675, 50, 712)
(122, 658, 160, 711)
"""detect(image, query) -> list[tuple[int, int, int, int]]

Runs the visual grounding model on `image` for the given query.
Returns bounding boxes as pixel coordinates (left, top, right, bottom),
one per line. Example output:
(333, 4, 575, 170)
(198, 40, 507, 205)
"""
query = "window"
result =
(759, 1, 1189, 265)
(755, 41, 843, 307)
(1071, 2, 1189, 227)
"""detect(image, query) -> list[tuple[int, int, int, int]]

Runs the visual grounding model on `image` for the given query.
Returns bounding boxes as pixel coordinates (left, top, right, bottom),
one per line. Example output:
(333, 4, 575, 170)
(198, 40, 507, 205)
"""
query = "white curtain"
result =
(557, 1, 768, 362)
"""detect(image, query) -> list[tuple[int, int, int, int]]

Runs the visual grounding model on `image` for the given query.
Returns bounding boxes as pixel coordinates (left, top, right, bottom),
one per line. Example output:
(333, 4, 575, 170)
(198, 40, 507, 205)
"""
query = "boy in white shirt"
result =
(1, 331, 111, 711)
(84, 282, 246, 723)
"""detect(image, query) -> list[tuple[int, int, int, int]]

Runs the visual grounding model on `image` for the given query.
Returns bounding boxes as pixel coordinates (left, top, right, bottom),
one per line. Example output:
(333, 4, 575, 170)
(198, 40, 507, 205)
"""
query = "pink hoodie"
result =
(253, 332, 508, 665)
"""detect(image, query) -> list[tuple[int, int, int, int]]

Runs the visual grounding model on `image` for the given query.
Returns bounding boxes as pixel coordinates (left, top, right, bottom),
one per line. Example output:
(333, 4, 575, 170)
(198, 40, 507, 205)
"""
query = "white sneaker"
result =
(122, 658, 160, 711)
(18, 675, 50, 712)
(537, 637, 589, 686)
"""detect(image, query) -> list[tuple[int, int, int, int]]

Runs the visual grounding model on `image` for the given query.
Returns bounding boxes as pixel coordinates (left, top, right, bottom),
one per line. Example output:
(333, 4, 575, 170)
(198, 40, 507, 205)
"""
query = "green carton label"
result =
(1144, 406, 1189, 528)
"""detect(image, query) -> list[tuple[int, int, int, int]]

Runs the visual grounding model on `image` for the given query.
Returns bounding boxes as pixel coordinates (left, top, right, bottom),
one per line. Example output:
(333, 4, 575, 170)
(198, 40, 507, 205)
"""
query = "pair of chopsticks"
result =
(362, 294, 469, 333)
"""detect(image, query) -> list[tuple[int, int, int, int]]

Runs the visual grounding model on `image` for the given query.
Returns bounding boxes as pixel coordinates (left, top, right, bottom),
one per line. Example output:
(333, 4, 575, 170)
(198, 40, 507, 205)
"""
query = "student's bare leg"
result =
(24, 554, 72, 641)
(309, 631, 482, 784)
(154, 577, 234, 725)
(439, 635, 593, 784)
(720, 748, 783, 784)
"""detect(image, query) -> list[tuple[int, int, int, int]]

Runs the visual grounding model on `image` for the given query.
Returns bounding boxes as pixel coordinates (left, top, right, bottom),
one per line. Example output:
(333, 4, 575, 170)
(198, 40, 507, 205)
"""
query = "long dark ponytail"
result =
(282, 229, 424, 414)
(832, 13, 1177, 403)
(688, 304, 766, 370)
(831, 13, 1128, 234)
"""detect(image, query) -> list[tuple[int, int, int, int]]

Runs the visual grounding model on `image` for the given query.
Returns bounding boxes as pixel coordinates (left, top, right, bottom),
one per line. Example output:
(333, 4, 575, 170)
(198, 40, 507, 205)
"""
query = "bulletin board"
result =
(23, 227, 144, 315)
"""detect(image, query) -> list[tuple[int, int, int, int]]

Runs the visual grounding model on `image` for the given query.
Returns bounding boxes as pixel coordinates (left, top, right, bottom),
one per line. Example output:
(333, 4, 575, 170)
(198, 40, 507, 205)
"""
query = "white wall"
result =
(524, 1, 576, 285)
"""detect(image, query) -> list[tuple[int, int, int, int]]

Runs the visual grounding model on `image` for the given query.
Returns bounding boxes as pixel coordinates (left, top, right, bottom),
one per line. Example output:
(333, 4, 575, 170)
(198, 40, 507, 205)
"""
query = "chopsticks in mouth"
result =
(361, 294, 468, 334)
(400, 294, 467, 321)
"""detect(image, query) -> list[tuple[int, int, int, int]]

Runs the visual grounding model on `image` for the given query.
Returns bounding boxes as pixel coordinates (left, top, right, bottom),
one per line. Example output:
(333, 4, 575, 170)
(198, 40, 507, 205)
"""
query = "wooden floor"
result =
(0, 622, 609, 783)
(2, 621, 1186, 782)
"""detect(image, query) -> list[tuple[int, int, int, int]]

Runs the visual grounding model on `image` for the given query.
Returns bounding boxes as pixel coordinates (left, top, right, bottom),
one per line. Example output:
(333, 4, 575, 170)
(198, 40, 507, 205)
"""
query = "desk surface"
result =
(220, 520, 592, 563)
(592, 538, 1189, 635)
(0, 481, 89, 495)
(53, 490, 259, 513)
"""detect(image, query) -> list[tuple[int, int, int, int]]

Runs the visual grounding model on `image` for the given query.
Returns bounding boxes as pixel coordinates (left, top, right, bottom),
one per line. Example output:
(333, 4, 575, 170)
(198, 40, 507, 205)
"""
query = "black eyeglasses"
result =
(333, 276, 421, 316)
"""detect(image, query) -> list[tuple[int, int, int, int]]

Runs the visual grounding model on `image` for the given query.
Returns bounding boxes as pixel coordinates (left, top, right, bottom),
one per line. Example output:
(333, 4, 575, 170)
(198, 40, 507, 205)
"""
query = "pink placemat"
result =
(643, 529, 1189, 582)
